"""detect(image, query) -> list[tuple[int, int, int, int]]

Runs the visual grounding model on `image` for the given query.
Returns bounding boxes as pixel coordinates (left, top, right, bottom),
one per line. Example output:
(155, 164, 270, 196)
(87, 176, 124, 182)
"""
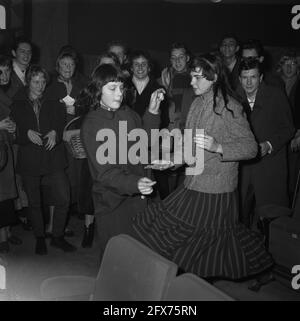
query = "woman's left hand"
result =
(148, 88, 166, 115)
(44, 130, 57, 150)
(194, 133, 223, 154)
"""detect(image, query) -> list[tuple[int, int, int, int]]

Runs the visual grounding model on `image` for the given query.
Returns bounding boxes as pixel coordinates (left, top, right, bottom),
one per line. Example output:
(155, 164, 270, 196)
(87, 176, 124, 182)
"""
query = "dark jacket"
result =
(45, 72, 88, 124)
(6, 69, 26, 99)
(81, 105, 160, 216)
(0, 89, 17, 202)
(290, 78, 300, 129)
(240, 82, 295, 206)
(128, 78, 169, 130)
(10, 89, 67, 176)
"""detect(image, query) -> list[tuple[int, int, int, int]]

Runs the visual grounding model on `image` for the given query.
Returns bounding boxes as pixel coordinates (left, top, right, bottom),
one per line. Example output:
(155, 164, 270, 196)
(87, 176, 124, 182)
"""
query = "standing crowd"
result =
(0, 35, 299, 289)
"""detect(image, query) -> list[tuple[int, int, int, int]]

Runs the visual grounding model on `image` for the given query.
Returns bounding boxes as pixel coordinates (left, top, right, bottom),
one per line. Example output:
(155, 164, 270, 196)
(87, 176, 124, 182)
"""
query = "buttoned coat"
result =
(239, 82, 295, 206)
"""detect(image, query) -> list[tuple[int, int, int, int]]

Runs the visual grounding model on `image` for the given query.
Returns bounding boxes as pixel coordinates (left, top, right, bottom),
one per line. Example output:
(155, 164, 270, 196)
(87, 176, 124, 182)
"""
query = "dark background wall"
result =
(2, 0, 299, 74)
(69, 1, 298, 54)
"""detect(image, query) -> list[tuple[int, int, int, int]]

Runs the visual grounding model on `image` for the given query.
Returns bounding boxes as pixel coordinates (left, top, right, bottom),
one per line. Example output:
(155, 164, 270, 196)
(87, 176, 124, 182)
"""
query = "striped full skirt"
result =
(132, 185, 273, 279)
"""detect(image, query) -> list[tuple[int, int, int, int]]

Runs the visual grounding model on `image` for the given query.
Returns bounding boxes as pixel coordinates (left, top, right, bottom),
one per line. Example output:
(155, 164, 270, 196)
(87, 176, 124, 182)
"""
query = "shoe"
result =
(0, 241, 9, 253)
(50, 237, 77, 252)
(248, 272, 274, 292)
(35, 237, 47, 255)
(81, 222, 95, 248)
(46, 229, 75, 238)
(8, 235, 22, 245)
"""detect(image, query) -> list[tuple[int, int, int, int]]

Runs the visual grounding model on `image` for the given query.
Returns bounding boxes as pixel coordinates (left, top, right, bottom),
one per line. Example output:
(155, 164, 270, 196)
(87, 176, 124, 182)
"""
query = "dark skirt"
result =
(0, 199, 17, 228)
(132, 185, 273, 279)
(78, 159, 94, 215)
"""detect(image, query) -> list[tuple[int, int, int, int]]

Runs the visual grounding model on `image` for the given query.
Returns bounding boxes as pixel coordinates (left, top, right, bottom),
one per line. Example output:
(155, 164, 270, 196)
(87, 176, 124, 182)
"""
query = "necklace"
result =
(99, 103, 115, 112)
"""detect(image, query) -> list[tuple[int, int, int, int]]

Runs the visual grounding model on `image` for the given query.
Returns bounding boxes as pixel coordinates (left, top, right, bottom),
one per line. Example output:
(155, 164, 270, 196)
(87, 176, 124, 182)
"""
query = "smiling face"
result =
(131, 56, 150, 80)
(220, 37, 239, 59)
(239, 68, 263, 98)
(13, 42, 32, 69)
(170, 48, 189, 73)
(0, 65, 11, 85)
(190, 67, 215, 96)
(100, 81, 124, 110)
(57, 56, 76, 81)
(29, 72, 47, 99)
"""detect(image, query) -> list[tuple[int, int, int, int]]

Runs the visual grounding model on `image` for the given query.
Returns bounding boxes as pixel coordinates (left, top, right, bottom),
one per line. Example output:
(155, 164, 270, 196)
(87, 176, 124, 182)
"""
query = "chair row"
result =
(40, 234, 234, 301)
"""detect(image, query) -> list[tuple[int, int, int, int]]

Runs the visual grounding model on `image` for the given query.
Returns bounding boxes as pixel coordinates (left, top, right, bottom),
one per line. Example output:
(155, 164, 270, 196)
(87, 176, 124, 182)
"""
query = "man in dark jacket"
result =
(7, 37, 33, 99)
(10, 65, 76, 255)
(238, 58, 295, 228)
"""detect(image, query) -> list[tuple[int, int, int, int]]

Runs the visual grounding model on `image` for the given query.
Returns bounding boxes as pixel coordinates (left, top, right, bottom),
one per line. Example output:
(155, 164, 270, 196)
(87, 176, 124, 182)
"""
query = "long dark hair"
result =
(76, 64, 125, 115)
(192, 53, 238, 116)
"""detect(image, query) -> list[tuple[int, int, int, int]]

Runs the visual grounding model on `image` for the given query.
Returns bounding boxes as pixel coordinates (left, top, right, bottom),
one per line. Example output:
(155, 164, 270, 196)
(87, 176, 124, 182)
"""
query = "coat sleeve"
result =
(81, 116, 141, 196)
(51, 101, 66, 144)
(221, 102, 258, 161)
(267, 91, 295, 154)
(10, 102, 31, 146)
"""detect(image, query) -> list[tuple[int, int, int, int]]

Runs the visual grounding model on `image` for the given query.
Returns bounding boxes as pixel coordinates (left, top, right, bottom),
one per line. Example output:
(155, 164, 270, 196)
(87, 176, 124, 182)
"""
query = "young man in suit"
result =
(7, 37, 32, 98)
(238, 58, 295, 229)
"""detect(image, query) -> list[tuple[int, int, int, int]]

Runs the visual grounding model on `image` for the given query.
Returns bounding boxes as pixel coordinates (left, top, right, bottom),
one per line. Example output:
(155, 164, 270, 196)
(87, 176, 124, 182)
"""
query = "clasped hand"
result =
(27, 129, 57, 150)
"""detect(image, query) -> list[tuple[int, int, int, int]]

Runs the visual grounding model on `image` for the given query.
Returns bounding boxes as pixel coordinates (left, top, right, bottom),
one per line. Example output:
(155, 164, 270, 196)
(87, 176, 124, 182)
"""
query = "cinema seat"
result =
(40, 234, 178, 301)
(163, 273, 234, 301)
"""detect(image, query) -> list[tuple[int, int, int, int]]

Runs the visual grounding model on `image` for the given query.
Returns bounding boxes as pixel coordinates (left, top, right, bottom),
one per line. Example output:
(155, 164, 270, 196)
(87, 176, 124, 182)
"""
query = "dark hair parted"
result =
(95, 51, 120, 68)
(241, 39, 264, 58)
(25, 64, 49, 85)
(192, 53, 237, 116)
(238, 57, 264, 76)
(13, 36, 32, 52)
(170, 42, 190, 56)
(219, 34, 239, 47)
(129, 49, 153, 70)
(0, 55, 12, 69)
(106, 40, 128, 54)
(76, 64, 125, 114)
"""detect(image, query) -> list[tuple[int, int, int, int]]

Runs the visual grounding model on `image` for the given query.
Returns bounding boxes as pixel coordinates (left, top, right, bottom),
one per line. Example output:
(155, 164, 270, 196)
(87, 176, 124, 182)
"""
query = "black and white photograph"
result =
(0, 0, 300, 306)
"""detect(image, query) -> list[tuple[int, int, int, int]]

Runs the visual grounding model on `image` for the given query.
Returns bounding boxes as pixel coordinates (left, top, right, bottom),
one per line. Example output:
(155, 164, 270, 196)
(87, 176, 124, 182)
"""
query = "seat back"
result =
(163, 273, 234, 301)
(92, 234, 178, 301)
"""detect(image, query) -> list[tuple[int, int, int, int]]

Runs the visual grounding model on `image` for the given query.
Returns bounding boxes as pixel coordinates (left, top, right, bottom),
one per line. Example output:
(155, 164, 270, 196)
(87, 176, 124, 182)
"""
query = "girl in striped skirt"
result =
(133, 53, 273, 282)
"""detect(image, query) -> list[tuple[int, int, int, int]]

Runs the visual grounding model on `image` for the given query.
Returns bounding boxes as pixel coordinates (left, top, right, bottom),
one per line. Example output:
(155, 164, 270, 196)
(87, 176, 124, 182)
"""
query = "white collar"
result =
(132, 76, 149, 95)
(13, 61, 27, 85)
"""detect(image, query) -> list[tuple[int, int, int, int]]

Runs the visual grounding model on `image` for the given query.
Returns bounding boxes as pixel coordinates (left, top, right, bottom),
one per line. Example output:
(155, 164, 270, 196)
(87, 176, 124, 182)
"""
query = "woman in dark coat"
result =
(81, 64, 163, 260)
(10, 65, 76, 255)
(46, 46, 88, 212)
(0, 55, 18, 253)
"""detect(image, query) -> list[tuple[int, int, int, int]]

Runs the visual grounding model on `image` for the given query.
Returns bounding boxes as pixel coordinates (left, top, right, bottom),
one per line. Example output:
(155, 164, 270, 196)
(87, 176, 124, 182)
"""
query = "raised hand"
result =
(148, 88, 166, 115)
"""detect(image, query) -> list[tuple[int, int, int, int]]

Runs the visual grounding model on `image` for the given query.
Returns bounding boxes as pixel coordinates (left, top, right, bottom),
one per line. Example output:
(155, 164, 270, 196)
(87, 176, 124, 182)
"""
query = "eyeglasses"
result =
(171, 55, 186, 62)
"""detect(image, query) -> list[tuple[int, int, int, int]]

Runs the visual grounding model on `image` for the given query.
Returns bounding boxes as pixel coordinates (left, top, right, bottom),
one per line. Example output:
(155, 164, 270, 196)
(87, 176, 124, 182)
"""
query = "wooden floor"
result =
(1, 215, 300, 301)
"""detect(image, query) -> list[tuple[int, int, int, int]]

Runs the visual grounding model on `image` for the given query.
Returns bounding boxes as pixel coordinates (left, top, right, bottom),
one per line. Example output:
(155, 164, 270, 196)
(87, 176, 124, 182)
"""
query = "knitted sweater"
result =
(183, 89, 257, 194)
